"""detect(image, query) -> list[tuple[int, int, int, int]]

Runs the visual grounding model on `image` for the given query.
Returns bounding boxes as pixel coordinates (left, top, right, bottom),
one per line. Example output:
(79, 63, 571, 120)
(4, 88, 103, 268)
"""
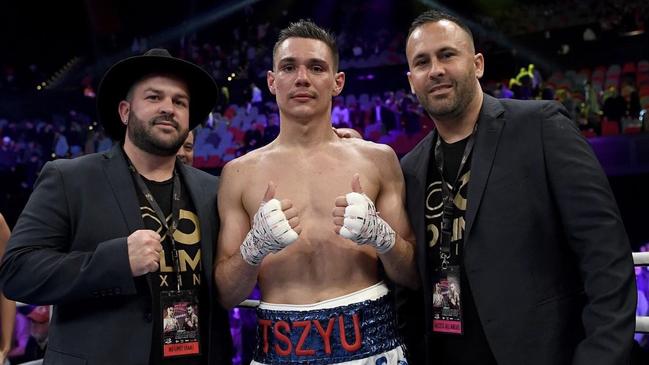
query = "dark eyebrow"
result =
(143, 87, 189, 101)
(437, 46, 458, 54)
(278, 57, 330, 66)
(174, 93, 190, 101)
(143, 87, 162, 94)
(278, 57, 296, 65)
(308, 58, 328, 66)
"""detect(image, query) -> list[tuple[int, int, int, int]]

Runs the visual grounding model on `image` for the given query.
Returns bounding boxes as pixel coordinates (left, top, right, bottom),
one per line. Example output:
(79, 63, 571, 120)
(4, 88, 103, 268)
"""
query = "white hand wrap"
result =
(240, 198, 298, 266)
(339, 192, 396, 254)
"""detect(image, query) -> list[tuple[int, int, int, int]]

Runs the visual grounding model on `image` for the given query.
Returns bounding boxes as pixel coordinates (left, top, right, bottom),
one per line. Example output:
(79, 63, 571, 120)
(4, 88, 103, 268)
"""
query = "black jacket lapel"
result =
(464, 94, 505, 241)
(102, 144, 143, 233)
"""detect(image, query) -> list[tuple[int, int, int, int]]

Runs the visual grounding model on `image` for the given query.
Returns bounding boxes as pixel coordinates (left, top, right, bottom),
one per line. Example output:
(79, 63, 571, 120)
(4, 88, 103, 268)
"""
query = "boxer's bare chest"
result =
(242, 146, 379, 222)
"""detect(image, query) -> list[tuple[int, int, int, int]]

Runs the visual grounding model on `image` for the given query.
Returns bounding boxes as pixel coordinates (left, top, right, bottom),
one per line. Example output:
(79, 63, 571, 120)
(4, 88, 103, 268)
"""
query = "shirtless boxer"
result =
(214, 20, 418, 365)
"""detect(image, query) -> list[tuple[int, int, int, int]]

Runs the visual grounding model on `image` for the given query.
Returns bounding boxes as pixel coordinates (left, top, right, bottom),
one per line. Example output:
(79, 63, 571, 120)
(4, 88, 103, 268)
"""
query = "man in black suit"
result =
(398, 10, 636, 365)
(0, 49, 232, 365)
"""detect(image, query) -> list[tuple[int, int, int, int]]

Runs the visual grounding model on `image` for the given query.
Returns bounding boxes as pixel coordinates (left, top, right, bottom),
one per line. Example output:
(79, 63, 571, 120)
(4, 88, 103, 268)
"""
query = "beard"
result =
(417, 76, 477, 120)
(127, 112, 188, 157)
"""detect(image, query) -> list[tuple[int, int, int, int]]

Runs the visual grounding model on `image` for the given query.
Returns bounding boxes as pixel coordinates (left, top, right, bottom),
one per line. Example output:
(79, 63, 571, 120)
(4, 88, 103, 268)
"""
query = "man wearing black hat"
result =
(0, 49, 232, 365)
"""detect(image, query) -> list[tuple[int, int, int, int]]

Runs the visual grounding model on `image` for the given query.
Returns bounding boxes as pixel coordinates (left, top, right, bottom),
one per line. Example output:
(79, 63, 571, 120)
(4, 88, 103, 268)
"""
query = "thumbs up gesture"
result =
(240, 182, 301, 266)
(333, 174, 396, 254)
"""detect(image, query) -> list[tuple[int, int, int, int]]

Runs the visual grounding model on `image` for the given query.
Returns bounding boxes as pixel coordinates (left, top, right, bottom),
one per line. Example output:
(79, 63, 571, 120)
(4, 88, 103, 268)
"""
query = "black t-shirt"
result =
(134, 174, 208, 365)
(424, 135, 498, 365)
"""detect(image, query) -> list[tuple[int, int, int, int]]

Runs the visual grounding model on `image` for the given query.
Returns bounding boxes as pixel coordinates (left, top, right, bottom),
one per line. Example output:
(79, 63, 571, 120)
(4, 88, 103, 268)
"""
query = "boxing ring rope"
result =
(238, 299, 261, 309)
(634, 252, 649, 266)
(634, 252, 649, 333)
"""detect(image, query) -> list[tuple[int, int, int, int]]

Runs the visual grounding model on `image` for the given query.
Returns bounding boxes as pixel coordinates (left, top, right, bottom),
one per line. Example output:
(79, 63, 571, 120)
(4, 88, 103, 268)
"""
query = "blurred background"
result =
(0, 0, 648, 363)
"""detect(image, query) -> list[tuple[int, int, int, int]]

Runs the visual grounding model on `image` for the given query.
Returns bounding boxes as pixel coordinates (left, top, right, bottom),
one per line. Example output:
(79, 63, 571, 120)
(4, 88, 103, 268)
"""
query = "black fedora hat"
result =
(97, 48, 217, 140)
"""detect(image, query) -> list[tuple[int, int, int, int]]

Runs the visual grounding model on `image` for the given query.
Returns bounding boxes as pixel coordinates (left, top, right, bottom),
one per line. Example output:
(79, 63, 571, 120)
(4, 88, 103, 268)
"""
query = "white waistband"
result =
(258, 281, 388, 311)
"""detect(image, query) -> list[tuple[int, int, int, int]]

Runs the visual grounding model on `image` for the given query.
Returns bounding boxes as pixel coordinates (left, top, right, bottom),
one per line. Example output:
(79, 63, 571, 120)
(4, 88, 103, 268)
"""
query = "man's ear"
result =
(118, 100, 130, 125)
(267, 70, 277, 95)
(407, 71, 415, 94)
(333, 71, 345, 96)
(474, 53, 485, 79)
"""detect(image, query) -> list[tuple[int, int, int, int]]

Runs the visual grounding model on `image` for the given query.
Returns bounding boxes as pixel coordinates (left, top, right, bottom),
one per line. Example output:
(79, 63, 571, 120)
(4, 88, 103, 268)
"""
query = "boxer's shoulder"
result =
(224, 143, 275, 170)
(336, 138, 397, 162)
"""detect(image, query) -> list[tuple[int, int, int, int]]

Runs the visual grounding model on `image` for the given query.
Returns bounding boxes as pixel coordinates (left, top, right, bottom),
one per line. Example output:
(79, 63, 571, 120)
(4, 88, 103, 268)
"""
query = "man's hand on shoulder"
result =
(333, 127, 363, 139)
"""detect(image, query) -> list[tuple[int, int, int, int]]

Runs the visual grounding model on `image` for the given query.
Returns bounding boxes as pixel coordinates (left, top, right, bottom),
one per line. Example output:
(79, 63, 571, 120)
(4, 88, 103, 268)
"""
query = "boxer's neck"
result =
(276, 115, 336, 147)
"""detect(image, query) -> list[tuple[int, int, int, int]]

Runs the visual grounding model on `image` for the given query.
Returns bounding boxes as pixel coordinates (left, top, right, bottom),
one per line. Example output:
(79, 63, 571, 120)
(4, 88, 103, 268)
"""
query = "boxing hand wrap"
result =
(339, 192, 396, 254)
(240, 198, 298, 266)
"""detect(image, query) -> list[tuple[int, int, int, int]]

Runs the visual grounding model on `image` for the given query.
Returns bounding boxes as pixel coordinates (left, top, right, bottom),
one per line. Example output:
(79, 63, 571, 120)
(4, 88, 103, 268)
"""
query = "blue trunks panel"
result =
(253, 295, 402, 364)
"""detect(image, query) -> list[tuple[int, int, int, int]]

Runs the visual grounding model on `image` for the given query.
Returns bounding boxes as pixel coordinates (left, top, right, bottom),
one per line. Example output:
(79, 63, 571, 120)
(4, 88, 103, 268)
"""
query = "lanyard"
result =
(433, 128, 475, 268)
(124, 151, 184, 291)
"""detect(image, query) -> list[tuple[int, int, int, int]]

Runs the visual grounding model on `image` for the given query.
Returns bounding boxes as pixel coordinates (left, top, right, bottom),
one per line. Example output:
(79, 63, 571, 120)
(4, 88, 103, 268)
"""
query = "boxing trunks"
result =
(251, 282, 408, 365)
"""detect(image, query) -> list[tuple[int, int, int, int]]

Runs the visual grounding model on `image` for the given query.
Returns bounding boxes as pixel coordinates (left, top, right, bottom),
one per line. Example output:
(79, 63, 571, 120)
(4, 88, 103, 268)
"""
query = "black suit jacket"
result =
(399, 94, 636, 365)
(0, 144, 232, 365)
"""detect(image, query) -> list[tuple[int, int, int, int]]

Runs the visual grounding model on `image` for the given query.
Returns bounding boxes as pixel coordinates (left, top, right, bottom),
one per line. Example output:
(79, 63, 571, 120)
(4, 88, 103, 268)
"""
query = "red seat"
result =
(639, 86, 649, 97)
(581, 129, 597, 138)
(622, 62, 637, 74)
(228, 127, 244, 143)
(601, 119, 620, 136)
(193, 156, 207, 168)
(207, 155, 224, 167)
(623, 126, 642, 134)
